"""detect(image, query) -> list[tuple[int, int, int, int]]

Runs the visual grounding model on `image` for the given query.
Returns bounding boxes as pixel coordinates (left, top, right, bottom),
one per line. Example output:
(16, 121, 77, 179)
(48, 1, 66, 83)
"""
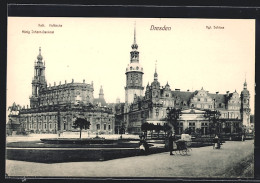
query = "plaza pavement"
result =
(6, 140, 254, 178)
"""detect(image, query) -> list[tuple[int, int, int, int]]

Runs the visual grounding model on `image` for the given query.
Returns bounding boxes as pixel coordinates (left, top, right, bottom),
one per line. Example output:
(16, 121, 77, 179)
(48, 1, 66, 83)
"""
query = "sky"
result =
(7, 17, 255, 115)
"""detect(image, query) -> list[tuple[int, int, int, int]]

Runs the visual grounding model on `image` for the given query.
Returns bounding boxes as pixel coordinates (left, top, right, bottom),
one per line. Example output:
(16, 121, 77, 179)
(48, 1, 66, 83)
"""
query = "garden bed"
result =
(6, 145, 165, 163)
(40, 138, 117, 144)
(6, 141, 142, 148)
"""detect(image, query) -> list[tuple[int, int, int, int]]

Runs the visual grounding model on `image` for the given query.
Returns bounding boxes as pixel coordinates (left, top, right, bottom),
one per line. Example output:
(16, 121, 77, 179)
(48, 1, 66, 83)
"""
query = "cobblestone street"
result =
(6, 140, 254, 178)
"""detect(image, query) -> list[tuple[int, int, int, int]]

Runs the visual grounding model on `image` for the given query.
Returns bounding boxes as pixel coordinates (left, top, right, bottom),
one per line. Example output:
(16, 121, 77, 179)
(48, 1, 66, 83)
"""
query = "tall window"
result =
(96, 124, 100, 130)
(104, 124, 106, 130)
(108, 125, 111, 130)
(156, 108, 159, 116)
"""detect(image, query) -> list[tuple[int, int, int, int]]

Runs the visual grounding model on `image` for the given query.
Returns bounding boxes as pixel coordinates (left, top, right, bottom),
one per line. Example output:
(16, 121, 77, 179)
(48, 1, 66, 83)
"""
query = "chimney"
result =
(226, 91, 229, 95)
(187, 89, 190, 92)
(83, 79, 85, 83)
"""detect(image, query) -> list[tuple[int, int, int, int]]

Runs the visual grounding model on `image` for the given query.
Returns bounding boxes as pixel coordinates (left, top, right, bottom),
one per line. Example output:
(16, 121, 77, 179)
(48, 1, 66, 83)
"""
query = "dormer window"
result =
(136, 66, 139, 70)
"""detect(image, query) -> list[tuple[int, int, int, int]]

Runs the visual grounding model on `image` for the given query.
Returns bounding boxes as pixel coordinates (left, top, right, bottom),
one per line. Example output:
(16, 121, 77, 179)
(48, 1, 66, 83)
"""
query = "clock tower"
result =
(125, 25, 144, 104)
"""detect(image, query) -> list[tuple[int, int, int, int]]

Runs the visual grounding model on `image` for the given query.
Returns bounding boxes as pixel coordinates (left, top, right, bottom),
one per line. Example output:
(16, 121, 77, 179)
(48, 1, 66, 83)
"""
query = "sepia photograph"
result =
(6, 17, 255, 178)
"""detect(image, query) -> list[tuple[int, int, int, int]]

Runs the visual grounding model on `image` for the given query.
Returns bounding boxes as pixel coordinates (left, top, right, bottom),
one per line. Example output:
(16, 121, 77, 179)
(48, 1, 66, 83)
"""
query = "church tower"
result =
(30, 47, 47, 108)
(151, 63, 161, 102)
(240, 79, 251, 127)
(99, 85, 104, 99)
(151, 64, 160, 101)
(125, 24, 144, 104)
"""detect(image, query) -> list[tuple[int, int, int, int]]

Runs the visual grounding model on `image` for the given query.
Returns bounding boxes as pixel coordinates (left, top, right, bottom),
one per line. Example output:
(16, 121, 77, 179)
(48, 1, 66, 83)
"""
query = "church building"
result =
(15, 48, 115, 135)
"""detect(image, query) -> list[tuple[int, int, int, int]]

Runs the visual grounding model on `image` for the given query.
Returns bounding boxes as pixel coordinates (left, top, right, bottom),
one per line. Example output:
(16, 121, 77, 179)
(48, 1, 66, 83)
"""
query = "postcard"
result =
(6, 16, 255, 179)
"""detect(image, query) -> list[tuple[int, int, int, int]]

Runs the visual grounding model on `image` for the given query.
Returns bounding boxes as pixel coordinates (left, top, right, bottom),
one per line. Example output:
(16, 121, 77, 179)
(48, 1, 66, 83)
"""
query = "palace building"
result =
(114, 26, 251, 135)
(9, 48, 115, 135)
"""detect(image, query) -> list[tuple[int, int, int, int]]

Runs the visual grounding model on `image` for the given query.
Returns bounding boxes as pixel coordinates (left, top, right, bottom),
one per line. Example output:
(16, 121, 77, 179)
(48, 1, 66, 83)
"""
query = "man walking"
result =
(169, 132, 174, 155)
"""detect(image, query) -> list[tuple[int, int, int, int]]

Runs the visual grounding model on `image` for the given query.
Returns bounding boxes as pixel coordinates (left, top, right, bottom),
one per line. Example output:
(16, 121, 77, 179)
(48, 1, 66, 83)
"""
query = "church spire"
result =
(154, 60, 158, 81)
(244, 74, 247, 89)
(99, 85, 104, 99)
(134, 21, 136, 44)
(131, 22, 138, 50)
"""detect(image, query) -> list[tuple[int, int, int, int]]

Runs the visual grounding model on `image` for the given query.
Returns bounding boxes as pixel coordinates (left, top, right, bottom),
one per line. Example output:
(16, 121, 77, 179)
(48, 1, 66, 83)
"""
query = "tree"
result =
(195, 128, 202, 137)
(204, 109, 221, 136)
(119, 123, 126, 139)
(166, 107, 182, 135)
(148, 123, 155, 138)
(163, 123, 172, 137)
(141, 122, 149, 139)
(72, 118, 91, 139)
(155, 124, 163, 138)
(184, 128, 192, 135)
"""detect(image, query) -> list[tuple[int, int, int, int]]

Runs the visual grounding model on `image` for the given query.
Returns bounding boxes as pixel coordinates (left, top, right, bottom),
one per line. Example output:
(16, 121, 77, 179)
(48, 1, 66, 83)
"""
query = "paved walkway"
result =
(6, 140, 254, 178)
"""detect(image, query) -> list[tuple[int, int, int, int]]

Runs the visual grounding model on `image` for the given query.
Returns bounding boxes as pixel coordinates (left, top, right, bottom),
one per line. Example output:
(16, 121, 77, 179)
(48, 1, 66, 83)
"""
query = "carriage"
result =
(174, 139, 192, 155)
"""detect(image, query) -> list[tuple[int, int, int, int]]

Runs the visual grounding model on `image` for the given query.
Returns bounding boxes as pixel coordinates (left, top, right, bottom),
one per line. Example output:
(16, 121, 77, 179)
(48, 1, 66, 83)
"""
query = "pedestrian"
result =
(139, 135, 149, 155)
(214, 135, 220, 149)
(169, 132, 174, 155)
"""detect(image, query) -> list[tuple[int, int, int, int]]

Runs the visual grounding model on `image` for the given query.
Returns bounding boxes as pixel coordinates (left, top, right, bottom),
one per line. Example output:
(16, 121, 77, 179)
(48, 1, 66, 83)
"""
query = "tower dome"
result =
(131, 43, 138, 50)
(241, 80, 250, 97)
(37, 47, 43, 61)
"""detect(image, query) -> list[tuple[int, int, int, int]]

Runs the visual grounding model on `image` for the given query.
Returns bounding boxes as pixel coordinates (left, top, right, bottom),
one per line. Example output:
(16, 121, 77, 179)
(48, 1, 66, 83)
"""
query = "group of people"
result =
(138, 132, 177, 156)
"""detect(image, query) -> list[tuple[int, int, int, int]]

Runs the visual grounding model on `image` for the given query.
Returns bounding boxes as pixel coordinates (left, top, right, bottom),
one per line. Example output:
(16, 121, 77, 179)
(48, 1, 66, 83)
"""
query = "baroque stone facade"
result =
(16, 48, 114, 135)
